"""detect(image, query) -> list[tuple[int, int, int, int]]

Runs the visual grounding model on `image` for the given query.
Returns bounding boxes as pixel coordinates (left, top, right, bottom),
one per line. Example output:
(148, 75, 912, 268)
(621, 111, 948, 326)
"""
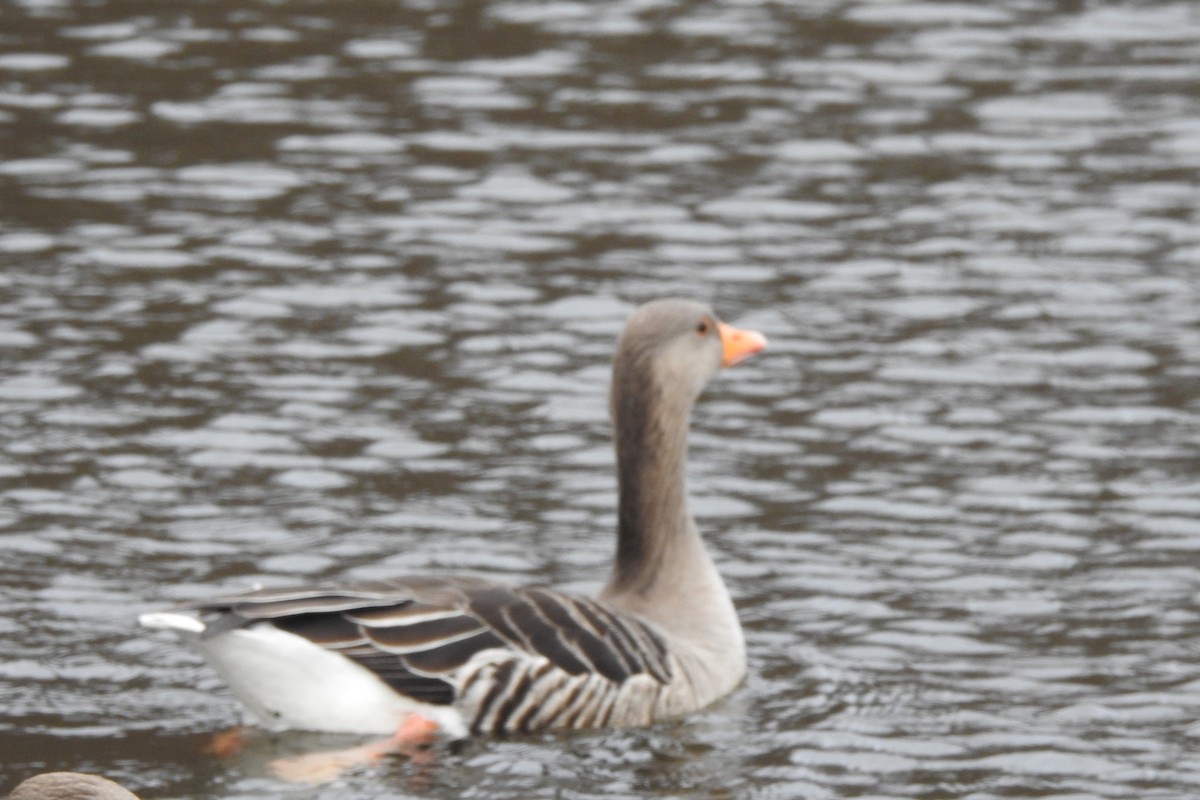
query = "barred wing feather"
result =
(186, 576, 674, 732)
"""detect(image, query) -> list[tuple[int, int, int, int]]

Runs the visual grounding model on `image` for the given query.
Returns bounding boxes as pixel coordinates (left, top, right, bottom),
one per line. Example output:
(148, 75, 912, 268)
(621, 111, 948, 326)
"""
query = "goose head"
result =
(611, 298, 767, 414)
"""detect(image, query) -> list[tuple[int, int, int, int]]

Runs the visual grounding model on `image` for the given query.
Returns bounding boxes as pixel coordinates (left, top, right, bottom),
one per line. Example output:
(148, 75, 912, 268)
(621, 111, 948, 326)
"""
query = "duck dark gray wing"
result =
(185, 576, 674, 728)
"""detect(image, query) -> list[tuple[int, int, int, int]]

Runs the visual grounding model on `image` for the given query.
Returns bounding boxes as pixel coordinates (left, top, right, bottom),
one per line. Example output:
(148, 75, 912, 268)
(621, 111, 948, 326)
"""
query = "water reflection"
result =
(3, 0, 1200, 797)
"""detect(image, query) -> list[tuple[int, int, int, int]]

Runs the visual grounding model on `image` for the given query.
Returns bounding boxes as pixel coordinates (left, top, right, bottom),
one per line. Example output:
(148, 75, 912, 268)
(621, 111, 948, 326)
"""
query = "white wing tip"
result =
(139, 611, 206, 635)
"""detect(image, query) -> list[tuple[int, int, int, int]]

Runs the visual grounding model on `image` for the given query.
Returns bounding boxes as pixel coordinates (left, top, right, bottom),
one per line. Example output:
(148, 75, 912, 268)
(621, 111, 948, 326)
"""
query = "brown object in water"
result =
(8, 773, 139, 800)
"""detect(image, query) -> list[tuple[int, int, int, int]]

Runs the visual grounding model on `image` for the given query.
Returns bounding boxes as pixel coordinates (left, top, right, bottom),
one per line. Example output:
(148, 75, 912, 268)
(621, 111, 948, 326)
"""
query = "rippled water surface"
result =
(3, 0, 1200, 797)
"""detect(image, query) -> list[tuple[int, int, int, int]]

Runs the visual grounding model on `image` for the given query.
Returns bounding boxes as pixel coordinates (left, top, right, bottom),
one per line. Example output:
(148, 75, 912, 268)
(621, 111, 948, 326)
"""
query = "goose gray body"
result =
(141, 299, 767, 737)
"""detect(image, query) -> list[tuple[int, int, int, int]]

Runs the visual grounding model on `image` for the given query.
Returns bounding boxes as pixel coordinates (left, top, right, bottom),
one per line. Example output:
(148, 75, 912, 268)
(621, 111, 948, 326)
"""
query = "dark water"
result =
(3, 0, 1200, 797)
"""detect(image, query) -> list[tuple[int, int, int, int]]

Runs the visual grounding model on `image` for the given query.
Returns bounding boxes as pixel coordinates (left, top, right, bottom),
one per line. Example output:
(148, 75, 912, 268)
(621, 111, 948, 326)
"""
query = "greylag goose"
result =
(141, 298, 767, 739)
(8, 772, 140, 800)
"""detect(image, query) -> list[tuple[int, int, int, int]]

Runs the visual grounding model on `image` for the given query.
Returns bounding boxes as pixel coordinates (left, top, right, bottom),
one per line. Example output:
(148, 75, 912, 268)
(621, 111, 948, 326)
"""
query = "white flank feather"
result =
(138, 612, 466, 737)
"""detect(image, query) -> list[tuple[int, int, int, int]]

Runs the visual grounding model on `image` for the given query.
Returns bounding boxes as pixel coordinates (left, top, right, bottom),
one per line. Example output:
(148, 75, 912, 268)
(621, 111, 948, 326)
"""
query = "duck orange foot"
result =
(269, 714, 440, 785)
(204, 725, 253, 758)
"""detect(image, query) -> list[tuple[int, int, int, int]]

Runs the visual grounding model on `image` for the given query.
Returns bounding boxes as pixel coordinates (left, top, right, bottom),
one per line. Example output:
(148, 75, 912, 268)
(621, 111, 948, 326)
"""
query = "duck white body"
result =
(141, 299, 766, 737)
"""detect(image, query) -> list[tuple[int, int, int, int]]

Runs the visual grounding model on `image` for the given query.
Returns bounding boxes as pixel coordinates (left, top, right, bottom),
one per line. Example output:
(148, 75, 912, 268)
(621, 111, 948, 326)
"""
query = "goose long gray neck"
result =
(596, 299, 755, 693)
(605, 359, 694, 597)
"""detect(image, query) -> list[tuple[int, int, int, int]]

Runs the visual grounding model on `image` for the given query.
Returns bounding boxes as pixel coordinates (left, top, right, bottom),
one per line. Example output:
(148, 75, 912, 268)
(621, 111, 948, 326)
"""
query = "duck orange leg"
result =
(268, 714, 440, 785)
(204, 725, 253, 758)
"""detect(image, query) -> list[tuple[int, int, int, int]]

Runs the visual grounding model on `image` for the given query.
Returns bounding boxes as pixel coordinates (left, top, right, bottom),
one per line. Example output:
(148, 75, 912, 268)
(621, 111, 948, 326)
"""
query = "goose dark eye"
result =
(696, 318, 712, 336)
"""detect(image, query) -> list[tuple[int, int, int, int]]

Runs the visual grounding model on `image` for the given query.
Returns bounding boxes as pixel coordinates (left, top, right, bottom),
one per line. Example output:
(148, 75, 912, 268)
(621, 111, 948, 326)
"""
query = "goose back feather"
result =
(160, 577, 679, 734)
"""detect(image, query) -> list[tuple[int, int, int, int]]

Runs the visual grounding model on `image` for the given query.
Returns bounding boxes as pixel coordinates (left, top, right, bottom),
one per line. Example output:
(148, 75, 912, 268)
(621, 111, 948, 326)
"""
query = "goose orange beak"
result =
(717, 321, 768, 367)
